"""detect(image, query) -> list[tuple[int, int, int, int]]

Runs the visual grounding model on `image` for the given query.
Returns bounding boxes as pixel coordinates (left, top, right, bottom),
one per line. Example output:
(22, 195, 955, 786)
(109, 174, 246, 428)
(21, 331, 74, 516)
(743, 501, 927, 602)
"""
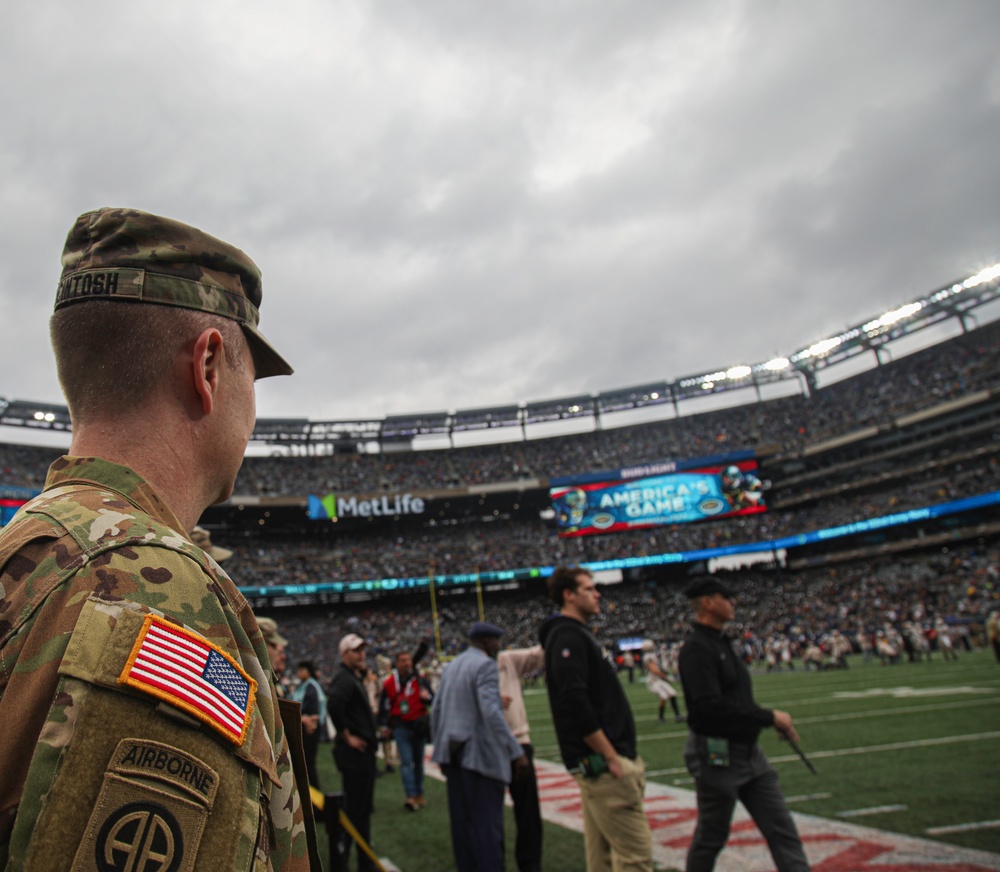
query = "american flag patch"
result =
(119, 614, 258, 746)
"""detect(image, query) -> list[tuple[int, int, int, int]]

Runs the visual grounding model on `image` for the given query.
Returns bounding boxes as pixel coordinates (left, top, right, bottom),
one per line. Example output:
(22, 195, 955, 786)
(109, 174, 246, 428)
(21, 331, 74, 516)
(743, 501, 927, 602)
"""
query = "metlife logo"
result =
(334, 493, 426, 518)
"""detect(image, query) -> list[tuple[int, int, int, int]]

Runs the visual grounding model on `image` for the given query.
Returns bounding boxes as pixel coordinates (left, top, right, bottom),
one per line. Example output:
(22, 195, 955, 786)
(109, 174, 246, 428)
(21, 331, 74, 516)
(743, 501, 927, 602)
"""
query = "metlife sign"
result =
(308, 492, 426, 520)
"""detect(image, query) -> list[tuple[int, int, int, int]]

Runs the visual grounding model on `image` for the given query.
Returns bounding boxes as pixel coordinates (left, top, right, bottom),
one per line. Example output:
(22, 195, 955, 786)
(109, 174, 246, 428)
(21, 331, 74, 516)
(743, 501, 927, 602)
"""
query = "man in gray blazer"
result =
(431, 622, 529, 872)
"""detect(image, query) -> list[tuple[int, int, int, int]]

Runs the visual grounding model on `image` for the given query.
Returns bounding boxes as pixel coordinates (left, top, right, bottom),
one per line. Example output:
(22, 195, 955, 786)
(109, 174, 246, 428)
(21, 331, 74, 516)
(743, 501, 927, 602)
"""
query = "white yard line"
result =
(569, 697, 1000, 752)
(837, 804, 909, 818)
(927, 820, 1000, 836)
(755, 682, 1000, 709)
(646, 730, 1000, 776)
(793, 696, 1000, 725)
(785, 793, 833, 803)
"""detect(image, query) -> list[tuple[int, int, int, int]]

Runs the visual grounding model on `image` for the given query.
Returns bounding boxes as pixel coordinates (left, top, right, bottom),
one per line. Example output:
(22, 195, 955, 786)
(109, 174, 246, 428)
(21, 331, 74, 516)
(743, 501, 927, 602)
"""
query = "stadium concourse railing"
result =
(235, 490, 1000, 603)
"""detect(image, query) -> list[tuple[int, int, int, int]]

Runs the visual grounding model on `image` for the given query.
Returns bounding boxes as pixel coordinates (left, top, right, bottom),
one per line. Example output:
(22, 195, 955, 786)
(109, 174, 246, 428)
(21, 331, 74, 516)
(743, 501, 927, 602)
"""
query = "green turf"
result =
(312, 649, 1000, 870)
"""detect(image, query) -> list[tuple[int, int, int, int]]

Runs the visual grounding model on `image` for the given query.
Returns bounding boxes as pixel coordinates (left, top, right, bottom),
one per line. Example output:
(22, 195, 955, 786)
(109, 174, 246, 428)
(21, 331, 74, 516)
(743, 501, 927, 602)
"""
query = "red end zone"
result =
(426, 754, 1000, 871)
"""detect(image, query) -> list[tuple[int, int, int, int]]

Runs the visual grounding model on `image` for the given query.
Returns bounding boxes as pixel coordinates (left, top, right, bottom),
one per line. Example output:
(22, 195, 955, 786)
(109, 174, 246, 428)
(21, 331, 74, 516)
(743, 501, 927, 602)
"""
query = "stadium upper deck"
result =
(2, 315, 1000, 499)
(3, 262, 999, 466)
(3, 270, 1000, 600)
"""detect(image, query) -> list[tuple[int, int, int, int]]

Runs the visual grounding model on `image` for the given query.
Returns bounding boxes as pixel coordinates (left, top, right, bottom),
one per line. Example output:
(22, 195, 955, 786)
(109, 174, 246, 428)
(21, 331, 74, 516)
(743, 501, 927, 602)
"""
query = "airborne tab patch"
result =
(119, 615, 257, 747)
(113, 740, 219, 805)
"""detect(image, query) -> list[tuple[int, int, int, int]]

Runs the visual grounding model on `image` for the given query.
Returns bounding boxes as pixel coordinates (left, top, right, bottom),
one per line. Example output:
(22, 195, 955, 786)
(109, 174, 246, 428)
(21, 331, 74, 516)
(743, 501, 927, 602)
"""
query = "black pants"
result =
(443, 748, 506, 872)
(303, 730, 321, 789)
(507, 743, 542, 872)
(339, 756, 377, 872)
(683, 735, 809, 872)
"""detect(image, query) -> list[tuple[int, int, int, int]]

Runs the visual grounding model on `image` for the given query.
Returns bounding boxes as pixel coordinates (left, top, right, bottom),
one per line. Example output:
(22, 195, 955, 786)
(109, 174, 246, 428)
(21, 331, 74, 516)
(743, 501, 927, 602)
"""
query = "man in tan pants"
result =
(541, 567, 653, 871)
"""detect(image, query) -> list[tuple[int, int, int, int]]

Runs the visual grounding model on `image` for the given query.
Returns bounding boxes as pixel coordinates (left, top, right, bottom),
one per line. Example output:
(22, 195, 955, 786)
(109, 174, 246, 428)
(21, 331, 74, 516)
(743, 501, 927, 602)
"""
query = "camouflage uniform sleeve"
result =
(0, 520, 308, 871)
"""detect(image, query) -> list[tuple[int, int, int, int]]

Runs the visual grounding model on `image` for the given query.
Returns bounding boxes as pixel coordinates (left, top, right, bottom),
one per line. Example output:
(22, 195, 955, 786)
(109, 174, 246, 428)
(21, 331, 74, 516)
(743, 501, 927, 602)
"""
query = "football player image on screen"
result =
(554, 487, 589, 528)
(720, 465, 763, 510)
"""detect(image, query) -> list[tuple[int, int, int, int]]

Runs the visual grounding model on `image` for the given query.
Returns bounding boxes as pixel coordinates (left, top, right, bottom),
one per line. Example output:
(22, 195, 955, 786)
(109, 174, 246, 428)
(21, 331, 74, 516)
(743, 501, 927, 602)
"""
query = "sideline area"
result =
(426, 755, 1000, 871)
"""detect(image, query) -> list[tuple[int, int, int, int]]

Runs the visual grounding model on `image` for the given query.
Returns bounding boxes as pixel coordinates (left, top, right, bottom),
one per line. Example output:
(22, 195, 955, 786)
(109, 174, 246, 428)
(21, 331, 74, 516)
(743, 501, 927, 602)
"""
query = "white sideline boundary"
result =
(533, 697, 1000, 757)
(423, 751, 1000, 871)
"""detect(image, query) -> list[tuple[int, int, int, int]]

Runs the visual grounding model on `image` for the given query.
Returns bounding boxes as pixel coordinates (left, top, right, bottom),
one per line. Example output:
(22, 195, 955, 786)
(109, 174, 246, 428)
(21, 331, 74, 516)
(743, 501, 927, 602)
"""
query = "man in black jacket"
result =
(678, 578, 810, 872)
(541, 566, 653, 871)
(328, 633, 379, 872)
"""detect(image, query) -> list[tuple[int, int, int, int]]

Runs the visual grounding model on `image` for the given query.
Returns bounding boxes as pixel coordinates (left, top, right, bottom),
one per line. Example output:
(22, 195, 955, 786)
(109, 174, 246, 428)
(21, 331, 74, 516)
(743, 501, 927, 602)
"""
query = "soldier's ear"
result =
(192, 327, 225, 414)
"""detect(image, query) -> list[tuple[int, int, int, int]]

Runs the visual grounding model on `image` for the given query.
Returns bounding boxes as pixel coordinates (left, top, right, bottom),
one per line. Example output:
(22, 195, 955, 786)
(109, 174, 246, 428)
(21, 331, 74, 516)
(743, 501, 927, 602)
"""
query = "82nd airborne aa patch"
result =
(73, 739, 219, 872)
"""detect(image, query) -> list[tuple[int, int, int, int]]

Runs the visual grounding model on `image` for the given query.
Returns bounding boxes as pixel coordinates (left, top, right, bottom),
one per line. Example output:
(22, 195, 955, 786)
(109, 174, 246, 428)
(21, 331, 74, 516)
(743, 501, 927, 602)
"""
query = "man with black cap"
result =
(0, 208, 314, 870)
(431, 622, 528, 872)
(679, 578, 810, 872)
(328, 634, 379, 872)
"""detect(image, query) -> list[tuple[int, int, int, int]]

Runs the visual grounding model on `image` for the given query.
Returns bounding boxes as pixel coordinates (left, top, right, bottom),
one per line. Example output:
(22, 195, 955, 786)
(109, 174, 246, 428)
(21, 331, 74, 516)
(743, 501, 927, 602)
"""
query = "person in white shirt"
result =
(499, 644, 546, 872)
(641, 640, 684, 723)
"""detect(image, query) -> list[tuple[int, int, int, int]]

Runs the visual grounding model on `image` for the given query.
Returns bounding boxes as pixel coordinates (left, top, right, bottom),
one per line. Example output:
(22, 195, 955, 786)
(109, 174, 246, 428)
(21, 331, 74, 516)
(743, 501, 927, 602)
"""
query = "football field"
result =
(315, 649, 1000, 870)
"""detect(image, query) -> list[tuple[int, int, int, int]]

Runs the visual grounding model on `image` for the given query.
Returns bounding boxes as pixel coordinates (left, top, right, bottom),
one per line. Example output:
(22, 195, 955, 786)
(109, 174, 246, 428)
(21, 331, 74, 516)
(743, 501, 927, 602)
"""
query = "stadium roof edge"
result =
(3, 264, 998, 449)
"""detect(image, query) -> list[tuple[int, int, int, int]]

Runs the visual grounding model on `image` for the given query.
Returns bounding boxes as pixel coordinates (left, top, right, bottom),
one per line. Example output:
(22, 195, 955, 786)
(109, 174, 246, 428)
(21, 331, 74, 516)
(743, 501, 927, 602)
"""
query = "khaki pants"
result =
(572, 756, 654, 872)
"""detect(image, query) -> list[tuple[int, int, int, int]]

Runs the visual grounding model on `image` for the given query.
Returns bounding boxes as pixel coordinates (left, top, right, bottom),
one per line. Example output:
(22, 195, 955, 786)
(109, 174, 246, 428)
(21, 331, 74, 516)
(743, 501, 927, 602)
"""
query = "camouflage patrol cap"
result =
(257, 617, 288, 648)
(56, 207, 293, 378)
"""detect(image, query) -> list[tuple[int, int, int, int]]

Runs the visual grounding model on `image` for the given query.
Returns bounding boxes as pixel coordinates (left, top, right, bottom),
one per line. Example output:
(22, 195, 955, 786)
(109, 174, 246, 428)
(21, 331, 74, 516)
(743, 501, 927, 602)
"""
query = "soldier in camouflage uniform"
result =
(0, 208, 314, 870)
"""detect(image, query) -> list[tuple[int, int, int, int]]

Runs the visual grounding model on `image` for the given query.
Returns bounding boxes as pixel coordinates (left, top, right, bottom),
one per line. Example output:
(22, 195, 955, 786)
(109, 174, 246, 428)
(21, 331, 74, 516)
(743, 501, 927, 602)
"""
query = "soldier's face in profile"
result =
(214, 332, 257, 502)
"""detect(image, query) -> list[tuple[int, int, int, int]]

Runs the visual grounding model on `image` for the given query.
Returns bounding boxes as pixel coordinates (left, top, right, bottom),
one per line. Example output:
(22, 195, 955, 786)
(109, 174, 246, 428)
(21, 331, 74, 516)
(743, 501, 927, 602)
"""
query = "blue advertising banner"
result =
(550, 462, 766, 537)
(1, 499, 27, 527)
(1, 486, 37, 528)
(237, 491, 1000, 600)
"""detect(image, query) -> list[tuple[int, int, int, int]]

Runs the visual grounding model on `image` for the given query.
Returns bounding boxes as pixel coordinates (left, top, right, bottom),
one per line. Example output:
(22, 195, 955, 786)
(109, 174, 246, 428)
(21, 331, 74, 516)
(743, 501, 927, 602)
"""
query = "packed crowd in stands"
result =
(3, 319, 999, 497)
(265, 547, 1000, 687)
(223, 448, 1000, 587)
(3, 320, 999, 704)
(233, 317, 1000, 494)
(0, 443, 62, 491)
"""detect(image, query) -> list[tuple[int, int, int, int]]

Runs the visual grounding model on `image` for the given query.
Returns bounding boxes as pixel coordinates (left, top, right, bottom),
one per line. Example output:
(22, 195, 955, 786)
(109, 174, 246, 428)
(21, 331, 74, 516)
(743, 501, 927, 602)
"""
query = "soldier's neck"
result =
(69, 423, 208, 533)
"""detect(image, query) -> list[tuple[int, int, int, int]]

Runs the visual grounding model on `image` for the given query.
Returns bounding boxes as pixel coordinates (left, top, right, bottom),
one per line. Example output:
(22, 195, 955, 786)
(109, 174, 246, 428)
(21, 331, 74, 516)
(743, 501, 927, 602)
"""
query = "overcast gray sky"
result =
(1, 1, 998, 432)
